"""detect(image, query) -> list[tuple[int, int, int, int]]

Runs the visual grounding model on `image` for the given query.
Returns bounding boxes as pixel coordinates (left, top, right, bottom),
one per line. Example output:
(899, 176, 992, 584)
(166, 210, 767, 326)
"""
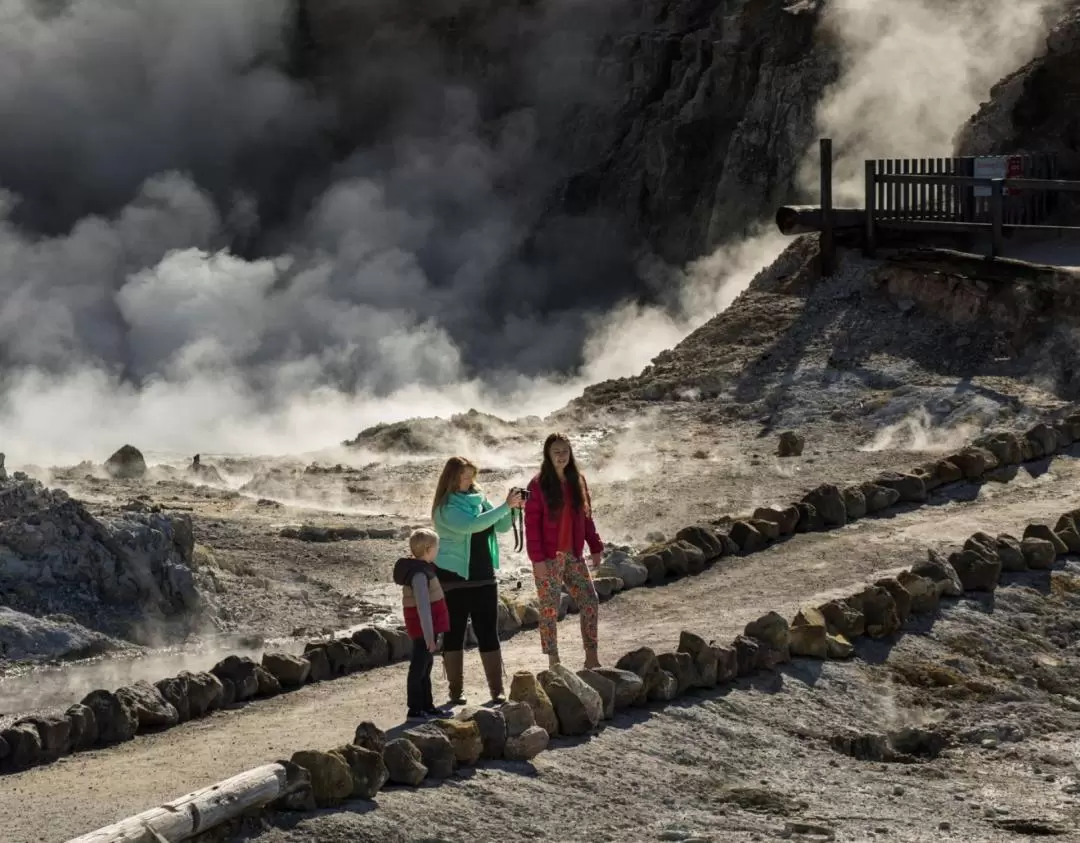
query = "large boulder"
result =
(1025, 423, 1060, 458)
(795, 502, 825, 532)
(154, 676, 192, 723)
(291, 750, 353, 807)
(178, 670, 224, 716)
(538, 664, 603, 736)
(993, 534, 1027, 572)
(596, 552, 649, 589)
(80, 689, 138, 745)
(973, 432, 1024, 466)
(802, 484, 847, 527)
(329, 744, 389, 800)
(352, 722, 386, 755)
(383, 738, 427, 786)
(351, 628, 390, 667)
(376, 626, 413, 662)
(115, 681, 180, 730)
(912, 550, 963, 597)
(508, 672, 560, 735)
(789, 608, 828, 658)
(501, 700, 536, 737)
(948, 447, 998, 479)
(104, 445, 147, 479)
(732, 635, 761, 675)
(304, 647, 332, 682)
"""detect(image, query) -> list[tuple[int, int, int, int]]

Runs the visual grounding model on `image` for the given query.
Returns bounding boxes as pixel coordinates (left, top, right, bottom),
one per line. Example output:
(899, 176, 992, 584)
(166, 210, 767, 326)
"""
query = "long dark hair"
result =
(432, 456, 479, 516)
(539, 433, 589, 515)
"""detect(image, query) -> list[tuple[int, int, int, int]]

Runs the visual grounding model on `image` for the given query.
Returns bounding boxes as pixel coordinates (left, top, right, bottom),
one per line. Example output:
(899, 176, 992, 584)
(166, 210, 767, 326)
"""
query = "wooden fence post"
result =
(819, 138, 835, 276)
(863, 159, 876, 257)
(990, 178, 1004, 259)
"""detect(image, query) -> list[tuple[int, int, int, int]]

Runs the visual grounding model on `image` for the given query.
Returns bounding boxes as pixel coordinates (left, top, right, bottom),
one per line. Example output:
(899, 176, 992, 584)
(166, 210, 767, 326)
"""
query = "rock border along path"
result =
(65, 497, 1080, 842)
(4, 410, 1078, 780)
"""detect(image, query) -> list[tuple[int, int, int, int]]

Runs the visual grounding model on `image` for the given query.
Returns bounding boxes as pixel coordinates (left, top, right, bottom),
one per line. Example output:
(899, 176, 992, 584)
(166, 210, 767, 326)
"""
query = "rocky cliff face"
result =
(0, 474, 216, 643)
(300, 0, 838, 266)
(956, 2, 1080, 177)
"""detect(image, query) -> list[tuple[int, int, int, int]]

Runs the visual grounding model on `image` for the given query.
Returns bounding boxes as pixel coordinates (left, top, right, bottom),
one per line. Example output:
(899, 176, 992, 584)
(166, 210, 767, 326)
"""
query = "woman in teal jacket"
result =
(432, 456, 522, 705)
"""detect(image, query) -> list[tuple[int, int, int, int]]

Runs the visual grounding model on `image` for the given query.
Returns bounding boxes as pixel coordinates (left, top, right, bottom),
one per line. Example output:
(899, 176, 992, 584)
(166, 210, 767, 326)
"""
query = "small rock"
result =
(65, 703, 98, 751)
(1021, 537, 1056, 570)
(538, 664, 603, 735)
(592, 667, 646, 708)
(104, 445, 147, 479)
(330, 744, 389, 799)
(509, 671, 560, 735)
(803, 484, 847, 527)
(826, 634, 854, 659)
(0, 723, 42, 771)
(912, 550, 963, 597)
(503, 725, 549, 761)
(353, 721, 387, 755)
(1023, 524, 1067, 556)
(382, 737, 427, 786)
(80, 689, 138, 745)
(115, 681, 179, 730)
(777, 431, 805, 457)
(262, 652, 311, 688)
(500, 700, 536, 738)
(455, 707, 506, 759)
(789, 607, 828, 658)
(290, 749, 353, 807)
(431, 718, 483, 766)
(402, 725, 456, 778)
(577, 669, 616, 719)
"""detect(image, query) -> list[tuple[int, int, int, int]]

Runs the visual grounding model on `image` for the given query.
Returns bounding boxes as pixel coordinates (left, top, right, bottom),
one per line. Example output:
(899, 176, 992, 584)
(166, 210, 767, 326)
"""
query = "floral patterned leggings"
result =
(534, 553, 599, 656)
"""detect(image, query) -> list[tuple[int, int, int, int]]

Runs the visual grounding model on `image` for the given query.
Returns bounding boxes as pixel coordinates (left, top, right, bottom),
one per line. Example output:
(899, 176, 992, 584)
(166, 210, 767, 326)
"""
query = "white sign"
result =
(973, 156, 1007, 197)
(973, 155, 1022, 197)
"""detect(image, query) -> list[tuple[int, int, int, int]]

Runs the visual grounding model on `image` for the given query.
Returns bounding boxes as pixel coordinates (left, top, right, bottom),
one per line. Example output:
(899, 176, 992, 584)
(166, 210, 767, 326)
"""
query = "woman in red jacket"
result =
(524, 432, 604, 669)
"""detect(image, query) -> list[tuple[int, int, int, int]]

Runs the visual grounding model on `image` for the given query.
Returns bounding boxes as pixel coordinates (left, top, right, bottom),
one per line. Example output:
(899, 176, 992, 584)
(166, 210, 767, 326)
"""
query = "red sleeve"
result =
(524, 477, 545, 563)
(582, 475, 604, 554)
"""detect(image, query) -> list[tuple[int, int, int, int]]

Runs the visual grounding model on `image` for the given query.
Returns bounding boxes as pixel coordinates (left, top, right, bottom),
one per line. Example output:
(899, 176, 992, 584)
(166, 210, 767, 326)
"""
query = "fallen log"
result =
(65, 763, 291, 843)
(775, 205, 865, 235)
(886, 247, 1077, 288)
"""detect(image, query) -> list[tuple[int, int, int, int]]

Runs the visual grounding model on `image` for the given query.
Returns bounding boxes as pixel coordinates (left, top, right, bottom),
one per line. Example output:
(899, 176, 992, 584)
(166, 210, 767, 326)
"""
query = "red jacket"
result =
(524, 474, 604, 563)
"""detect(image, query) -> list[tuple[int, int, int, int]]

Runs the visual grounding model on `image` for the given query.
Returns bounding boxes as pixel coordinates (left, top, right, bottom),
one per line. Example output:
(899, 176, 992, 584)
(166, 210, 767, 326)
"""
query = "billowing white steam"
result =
(804, 0, 1064, 201)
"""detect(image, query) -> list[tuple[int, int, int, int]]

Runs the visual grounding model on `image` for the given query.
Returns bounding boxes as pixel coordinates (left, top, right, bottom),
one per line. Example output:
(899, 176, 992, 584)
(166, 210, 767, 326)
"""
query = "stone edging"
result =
(2, 411, 1077, 776)
(65, 503, 1080, 841)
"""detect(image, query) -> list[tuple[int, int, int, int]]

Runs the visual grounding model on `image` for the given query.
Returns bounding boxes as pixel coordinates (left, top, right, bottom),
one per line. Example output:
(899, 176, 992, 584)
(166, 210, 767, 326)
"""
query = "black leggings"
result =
(442, 584, 501, 653)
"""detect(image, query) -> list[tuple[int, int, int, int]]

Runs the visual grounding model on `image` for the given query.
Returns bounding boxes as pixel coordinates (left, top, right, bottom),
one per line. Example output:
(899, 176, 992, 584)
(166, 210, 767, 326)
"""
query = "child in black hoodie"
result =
(393, 528, 452, 719)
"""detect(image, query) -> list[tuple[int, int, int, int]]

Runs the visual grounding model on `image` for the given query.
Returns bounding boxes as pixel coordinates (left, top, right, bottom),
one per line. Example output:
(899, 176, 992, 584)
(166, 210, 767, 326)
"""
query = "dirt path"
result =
(4, 452, 1079, 843)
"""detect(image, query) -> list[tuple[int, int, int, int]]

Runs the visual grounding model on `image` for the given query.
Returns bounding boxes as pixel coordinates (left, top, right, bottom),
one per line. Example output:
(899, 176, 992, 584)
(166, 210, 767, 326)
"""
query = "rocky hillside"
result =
(956, 1, 1080, 176)
(299, 0, 838, 265)
(574, 237, 1080, 425)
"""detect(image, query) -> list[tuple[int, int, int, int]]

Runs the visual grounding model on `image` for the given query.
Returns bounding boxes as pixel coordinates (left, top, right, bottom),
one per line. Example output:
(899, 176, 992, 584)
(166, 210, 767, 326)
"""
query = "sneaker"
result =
(406, 709, 428, 721)
(424, 705, 451, 718)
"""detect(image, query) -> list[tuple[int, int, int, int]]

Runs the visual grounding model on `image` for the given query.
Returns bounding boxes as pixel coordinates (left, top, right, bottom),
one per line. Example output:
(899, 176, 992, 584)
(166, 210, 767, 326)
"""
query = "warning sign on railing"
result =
(974, 155, 1022, 196)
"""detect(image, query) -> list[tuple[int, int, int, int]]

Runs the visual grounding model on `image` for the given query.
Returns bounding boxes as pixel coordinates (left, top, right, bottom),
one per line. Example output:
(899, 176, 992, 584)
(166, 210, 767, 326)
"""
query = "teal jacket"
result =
(433, 491, 512, 579)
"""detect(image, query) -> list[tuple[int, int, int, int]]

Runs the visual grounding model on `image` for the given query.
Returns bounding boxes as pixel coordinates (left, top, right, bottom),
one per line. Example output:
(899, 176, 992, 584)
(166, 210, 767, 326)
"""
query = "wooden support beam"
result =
(65, 764, 291, 843)
(864, 160, 876, 257)
(990, 178, 1005, 259)
(774, 205, 865, 235)
(819, 138, 835, 276)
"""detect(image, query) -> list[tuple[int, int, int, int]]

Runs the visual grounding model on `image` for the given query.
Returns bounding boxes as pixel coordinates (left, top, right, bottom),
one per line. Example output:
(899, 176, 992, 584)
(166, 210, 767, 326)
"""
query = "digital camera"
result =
(512, 486, 530, 500)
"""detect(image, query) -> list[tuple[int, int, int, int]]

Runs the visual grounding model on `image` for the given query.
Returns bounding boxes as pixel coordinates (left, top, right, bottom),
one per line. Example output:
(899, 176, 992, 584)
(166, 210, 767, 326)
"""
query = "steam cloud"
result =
(0, 0, 788, 465)
(1, 0, 1063, 467)
(803, 0, 1065, 201)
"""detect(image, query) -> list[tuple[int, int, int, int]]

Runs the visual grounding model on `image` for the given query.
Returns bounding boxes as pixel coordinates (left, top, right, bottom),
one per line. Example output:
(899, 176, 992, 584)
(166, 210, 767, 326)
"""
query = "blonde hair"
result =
(431, 456, 479, 516)
(409, 527, 439, 557)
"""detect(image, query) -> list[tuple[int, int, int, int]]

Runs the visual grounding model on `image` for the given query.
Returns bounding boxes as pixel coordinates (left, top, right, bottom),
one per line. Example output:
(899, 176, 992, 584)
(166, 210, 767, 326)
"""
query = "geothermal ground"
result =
(3, 247, 1080, 842)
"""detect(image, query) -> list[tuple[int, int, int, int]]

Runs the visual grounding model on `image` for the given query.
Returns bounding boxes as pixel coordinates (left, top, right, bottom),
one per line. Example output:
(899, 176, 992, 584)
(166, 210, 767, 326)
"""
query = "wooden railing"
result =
(865, 171, 1080, 258)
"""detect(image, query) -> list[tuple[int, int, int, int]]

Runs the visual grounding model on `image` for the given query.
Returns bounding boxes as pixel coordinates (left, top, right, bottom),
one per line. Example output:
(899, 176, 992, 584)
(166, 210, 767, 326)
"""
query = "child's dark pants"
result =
(407, 637, 434, 712)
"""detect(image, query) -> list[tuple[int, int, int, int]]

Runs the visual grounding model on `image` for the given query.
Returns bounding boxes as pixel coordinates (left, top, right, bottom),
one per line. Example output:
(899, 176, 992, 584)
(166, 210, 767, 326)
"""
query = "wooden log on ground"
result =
(775, 205, 865, 235)
(65, 763, 290, 843)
